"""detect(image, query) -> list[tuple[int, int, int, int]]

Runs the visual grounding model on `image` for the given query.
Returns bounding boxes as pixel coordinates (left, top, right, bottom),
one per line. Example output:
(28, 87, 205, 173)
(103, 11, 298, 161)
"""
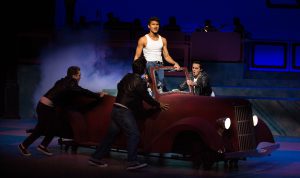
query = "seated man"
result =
(179, 61, 213, 96)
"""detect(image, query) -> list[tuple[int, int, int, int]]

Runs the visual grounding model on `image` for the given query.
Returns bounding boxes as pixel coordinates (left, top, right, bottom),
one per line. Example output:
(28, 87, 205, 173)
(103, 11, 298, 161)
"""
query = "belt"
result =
(147, 61, 163, 65)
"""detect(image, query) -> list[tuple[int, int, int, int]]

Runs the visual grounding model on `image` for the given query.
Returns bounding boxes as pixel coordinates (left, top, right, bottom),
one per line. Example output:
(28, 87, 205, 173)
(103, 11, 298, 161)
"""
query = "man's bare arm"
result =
(162, 38, 180, 70)
(134, 37, 146, 61)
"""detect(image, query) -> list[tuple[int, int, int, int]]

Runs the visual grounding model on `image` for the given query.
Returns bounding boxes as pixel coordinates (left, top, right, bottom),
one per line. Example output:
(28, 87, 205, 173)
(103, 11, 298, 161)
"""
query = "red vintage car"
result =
(63, 66, 280, 169)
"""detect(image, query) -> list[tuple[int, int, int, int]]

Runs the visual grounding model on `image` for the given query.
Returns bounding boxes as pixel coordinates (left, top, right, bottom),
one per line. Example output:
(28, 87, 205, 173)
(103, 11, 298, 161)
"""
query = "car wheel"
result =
(172, 132, 217, 170)
(191, 141, 216, 170)
(201, 149, 216, 170)
(190, 140, 202, 169)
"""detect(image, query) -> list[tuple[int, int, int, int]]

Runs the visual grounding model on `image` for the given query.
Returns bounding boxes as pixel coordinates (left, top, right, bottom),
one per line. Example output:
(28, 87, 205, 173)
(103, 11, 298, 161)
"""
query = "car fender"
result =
(255, 117, 276, 144)
(145, 117, 224, 153)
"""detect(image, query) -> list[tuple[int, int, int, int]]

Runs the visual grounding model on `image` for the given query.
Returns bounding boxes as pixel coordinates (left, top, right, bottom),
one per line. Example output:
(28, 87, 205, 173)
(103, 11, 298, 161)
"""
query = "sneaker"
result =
(18, 144, 31, 156)
(126, 161, 148, 170)
(88, 159, 108, 168)
(37, 145, 53, 156)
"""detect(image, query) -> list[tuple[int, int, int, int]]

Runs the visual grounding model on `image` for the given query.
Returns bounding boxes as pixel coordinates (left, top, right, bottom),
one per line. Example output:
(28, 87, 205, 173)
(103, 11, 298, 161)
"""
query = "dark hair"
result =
(67, 66, 80, 77)
(192, 60, 202, 70)
(192, 60, 201, 66)
(132, 57, 146, 75)
(148, 16, 160, 25)
(204, 19, 211, 26)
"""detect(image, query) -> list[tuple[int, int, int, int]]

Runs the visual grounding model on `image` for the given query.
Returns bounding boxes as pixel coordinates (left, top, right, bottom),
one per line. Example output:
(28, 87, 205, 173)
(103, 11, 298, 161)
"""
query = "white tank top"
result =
(143, 34, 163, 62)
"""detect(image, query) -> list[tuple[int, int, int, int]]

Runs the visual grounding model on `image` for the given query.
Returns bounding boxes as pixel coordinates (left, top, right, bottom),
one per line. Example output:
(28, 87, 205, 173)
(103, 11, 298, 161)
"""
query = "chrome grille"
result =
(235, 105, 256, 151)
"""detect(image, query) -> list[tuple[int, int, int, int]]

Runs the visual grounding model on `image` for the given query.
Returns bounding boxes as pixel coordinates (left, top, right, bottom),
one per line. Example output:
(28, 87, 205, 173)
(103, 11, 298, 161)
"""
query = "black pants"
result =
(22, 102, 57, 148)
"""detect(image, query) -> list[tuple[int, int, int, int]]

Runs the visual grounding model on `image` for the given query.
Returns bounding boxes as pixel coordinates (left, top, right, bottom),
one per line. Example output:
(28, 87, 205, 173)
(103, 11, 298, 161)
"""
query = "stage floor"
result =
(1, 118, 300, 178)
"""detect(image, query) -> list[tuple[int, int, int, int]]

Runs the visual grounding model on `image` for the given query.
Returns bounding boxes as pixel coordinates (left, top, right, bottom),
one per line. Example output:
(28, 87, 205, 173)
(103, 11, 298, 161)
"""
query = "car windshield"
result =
(152, 67, 191, 95)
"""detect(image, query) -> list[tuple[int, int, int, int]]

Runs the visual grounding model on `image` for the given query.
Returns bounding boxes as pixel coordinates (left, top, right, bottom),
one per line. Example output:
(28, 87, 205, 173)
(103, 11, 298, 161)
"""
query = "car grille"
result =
(234, 105, 256, 151)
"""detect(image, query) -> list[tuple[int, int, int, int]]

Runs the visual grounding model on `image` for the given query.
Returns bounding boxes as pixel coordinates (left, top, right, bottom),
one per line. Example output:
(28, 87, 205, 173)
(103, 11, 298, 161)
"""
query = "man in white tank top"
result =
(133, 17, 180, 93)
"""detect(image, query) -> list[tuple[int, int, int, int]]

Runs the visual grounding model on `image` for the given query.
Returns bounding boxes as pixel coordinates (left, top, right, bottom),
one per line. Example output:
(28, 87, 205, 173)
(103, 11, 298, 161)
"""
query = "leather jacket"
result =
(179, 71, 212, 96)
(116, 73, 160, 115)
(44, 76, 101, 108)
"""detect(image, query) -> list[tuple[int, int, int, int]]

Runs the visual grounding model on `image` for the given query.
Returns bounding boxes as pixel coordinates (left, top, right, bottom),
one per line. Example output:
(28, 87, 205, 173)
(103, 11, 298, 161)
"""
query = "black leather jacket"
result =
(179, 71, 212, 96)
(44, 76, 101, 108)
(116, 73, 160, 115)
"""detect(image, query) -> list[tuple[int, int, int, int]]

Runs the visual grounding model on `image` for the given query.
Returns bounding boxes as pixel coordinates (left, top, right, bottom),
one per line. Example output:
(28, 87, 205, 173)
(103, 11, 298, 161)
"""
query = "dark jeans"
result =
(91, 105, 140, 162)
(22, 102, 57, 148)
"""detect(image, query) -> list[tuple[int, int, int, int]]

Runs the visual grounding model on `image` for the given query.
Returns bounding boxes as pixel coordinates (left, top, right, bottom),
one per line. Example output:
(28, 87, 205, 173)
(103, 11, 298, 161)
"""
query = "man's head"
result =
(204, 19, 212, 26)
(191, 61, 202, 78)
(132, 57, 146, 75)
(67, 66, 81, 82)
(233, 17, 241, 25)
(148, 16, 160, 34)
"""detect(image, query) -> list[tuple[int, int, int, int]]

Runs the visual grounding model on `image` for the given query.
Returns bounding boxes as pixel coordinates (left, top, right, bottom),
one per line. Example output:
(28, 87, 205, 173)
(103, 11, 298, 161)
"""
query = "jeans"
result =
(22, 102, 56, 148)
(146, 62, 165, 91)
(91, 105, 140, 162)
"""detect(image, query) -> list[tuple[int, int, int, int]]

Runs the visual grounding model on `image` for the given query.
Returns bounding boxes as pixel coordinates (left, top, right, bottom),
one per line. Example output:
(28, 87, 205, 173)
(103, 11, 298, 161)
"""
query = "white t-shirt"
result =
(193, 77, 198, 91)
(143, 34, 163, 62)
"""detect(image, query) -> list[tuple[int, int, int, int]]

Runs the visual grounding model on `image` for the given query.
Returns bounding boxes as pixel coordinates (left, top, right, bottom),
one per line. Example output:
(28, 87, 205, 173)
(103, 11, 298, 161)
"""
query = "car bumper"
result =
(224, 142, 280, 159)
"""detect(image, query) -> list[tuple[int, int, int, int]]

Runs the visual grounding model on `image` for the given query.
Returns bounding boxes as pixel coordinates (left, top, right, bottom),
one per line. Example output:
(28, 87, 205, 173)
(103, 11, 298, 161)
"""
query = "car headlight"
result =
(252, 115, 258, 126)
(217, 117, 231, 129)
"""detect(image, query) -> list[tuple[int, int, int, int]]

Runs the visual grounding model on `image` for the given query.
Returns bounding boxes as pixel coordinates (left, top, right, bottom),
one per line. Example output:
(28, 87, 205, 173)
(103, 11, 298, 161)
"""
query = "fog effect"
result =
(33, 29, 132, 104)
